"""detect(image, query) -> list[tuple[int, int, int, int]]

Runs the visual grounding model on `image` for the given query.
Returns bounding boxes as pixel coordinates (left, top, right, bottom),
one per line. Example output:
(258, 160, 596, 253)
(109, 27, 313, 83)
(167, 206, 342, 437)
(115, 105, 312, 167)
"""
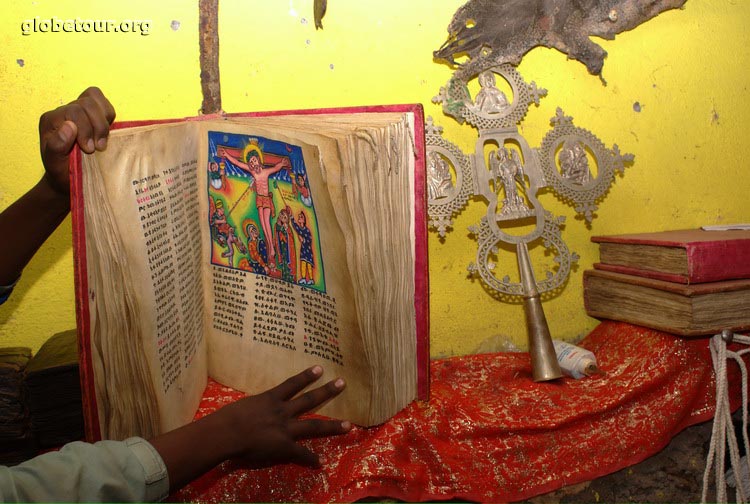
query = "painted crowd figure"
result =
(275, 207, 297, 283)
(290, 208, 315, 286)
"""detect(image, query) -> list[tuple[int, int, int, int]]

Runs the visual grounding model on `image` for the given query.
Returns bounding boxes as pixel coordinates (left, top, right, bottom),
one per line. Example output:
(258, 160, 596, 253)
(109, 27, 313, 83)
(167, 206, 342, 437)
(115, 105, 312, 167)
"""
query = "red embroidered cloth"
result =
(171, 321, 741, 503)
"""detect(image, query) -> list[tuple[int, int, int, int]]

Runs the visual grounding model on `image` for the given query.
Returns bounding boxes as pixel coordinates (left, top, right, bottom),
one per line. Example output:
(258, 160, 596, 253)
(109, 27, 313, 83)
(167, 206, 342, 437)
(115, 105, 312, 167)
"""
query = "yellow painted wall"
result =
(0, 1, 747, 358)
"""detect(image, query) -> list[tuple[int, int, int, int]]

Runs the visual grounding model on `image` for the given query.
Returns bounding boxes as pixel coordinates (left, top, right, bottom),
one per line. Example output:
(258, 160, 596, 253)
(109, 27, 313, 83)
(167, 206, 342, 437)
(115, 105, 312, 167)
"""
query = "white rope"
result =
(702, 330, 750, 503)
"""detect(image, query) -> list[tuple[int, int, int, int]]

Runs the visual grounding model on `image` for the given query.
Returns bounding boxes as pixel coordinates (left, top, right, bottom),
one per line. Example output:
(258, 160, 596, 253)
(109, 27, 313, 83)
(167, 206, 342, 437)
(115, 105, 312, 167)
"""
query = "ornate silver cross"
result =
(427, 64, 633, 380)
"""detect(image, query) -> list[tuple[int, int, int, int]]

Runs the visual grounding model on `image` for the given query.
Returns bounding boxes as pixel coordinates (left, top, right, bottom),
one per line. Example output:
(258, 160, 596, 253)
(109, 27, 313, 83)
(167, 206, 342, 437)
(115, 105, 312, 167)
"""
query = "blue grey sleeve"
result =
(0, 437, 169, 502)
(0, 278, 18, 305)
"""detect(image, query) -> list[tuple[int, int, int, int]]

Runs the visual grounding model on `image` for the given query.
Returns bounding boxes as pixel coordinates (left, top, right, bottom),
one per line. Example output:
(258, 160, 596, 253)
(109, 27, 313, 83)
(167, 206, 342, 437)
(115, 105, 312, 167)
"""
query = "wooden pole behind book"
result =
(199, 0, 222, 115)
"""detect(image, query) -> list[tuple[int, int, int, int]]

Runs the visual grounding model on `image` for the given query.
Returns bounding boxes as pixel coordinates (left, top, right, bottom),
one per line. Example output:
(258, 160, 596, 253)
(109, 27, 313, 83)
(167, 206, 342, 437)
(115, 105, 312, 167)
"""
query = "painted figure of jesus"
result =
(218, 143, 290, 265)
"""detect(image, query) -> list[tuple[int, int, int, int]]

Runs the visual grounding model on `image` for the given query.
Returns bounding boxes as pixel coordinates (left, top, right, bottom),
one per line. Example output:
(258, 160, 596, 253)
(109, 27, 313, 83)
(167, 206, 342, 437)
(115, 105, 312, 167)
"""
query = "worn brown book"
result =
(583, 269, 750, 336)
(592, 228, 750, 284)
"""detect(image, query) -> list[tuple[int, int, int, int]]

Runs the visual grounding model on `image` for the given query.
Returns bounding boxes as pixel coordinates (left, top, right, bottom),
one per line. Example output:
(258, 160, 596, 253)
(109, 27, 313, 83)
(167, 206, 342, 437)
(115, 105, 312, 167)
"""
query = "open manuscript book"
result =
(71, 105, 429, 441)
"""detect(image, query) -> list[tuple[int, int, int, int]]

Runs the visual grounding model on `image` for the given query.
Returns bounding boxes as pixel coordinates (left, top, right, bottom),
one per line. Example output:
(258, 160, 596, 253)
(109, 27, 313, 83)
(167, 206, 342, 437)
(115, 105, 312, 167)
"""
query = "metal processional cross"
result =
(427, 65, 633, 381)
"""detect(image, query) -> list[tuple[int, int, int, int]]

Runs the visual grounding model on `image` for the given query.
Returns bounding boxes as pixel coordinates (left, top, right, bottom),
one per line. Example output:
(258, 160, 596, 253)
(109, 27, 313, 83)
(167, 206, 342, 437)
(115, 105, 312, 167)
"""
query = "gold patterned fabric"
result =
(171, 321, 742, 503)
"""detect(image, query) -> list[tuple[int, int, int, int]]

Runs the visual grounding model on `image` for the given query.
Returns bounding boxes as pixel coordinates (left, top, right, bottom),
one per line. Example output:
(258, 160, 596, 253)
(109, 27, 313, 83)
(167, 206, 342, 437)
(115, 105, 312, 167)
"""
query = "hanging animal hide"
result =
(434, 0, 687, 78)
(314, 0, 327, 29)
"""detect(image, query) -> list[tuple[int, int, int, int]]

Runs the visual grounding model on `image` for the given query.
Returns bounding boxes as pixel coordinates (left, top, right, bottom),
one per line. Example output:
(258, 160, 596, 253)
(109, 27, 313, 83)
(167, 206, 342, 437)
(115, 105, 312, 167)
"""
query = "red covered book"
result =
(70, 105, 429, 441)
(592, 228, 750, 284)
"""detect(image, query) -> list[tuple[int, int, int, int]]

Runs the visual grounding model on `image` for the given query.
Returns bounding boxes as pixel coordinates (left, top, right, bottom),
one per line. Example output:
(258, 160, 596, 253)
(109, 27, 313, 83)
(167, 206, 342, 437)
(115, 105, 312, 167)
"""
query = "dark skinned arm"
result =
(0, 87, 115, 286)
(149, 365, 351, 492)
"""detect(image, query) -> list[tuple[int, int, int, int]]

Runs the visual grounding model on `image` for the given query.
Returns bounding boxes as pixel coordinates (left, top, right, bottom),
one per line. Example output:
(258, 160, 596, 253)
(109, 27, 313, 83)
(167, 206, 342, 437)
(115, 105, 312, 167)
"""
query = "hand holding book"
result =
(0, 87, 115, 287)
(39, 86, 116, 196)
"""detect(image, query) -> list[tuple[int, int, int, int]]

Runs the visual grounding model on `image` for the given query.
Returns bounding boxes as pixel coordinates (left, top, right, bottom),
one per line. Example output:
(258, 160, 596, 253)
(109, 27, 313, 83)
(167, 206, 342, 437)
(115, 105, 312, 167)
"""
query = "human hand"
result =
(149, 366, 351, 491)
(38, 87, 115, 195)
(217, 366, 351, 469)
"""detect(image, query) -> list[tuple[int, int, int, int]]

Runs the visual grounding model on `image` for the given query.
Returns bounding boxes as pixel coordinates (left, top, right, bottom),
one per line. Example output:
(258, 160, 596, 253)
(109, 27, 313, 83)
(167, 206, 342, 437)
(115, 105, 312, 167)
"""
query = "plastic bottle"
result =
(552, 340, 602, 379)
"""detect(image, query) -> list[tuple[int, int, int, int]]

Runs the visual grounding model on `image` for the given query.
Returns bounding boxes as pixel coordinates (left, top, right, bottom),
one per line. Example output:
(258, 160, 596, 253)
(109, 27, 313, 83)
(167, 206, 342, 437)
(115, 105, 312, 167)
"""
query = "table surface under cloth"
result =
(170, 321, 745, 503)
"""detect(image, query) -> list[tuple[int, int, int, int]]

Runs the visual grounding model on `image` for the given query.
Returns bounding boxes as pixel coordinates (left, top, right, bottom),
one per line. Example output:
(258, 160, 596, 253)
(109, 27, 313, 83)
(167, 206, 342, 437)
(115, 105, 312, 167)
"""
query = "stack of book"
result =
(0, 347, 35, 465)
(583, 228, 750, 336)
(24, 330, 84, 448)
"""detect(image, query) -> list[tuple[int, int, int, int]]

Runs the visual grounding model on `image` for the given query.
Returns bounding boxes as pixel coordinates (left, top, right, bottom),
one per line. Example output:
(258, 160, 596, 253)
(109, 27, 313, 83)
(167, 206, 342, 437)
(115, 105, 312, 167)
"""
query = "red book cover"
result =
(70, 104, 429, 441)
(591, 228, 750, 284)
